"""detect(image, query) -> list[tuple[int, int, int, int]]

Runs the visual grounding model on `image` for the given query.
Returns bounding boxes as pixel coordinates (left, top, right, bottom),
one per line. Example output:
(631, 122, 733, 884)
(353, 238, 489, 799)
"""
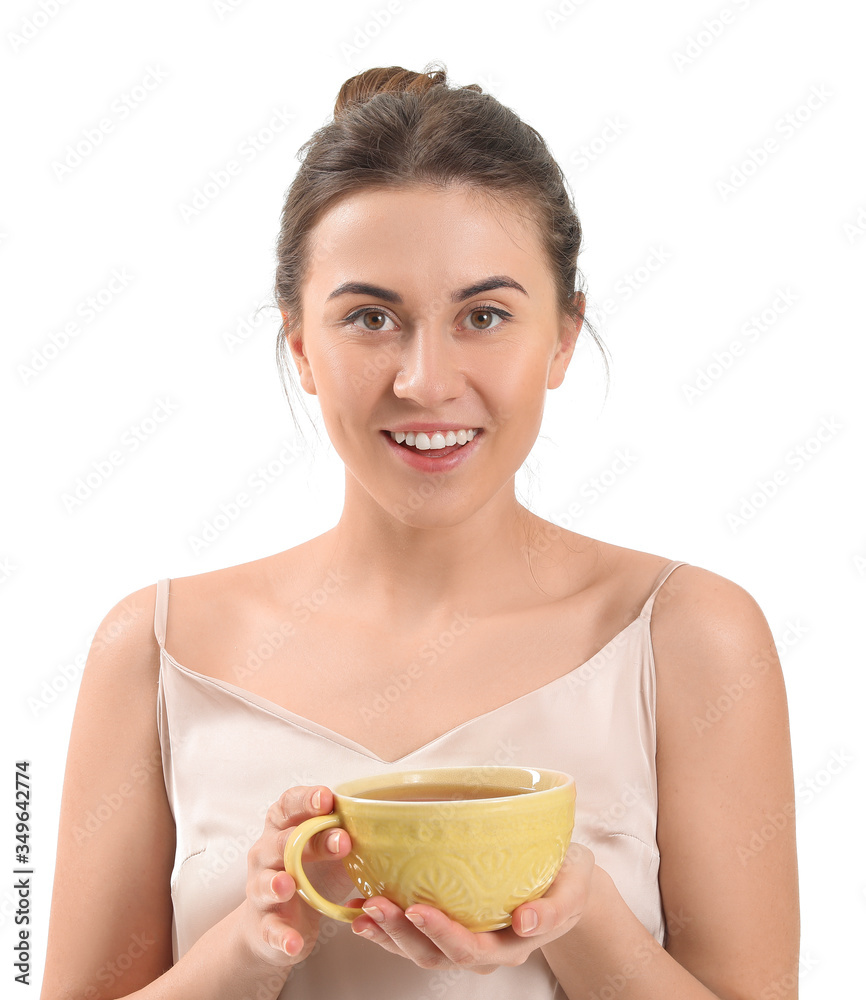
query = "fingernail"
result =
(311, 789, 322, 810)
(519, 908, 538, 933)
(362, 904, 384, 923)
(405, 911, 425, 929)
(326, 830, 341, 853)
(353, 927, 374, 939)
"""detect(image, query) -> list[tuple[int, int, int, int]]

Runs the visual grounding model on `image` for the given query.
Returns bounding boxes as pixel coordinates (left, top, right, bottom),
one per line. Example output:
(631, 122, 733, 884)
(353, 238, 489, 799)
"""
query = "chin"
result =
(382, 491, 487, 530)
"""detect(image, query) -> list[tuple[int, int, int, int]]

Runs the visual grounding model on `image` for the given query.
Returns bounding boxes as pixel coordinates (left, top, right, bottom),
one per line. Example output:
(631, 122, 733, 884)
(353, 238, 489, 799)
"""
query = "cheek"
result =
(486, 355, 551, 425)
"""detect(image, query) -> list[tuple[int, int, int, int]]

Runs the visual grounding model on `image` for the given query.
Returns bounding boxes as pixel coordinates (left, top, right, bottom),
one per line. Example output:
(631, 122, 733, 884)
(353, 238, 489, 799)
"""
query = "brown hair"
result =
(274, 60, 609, 437)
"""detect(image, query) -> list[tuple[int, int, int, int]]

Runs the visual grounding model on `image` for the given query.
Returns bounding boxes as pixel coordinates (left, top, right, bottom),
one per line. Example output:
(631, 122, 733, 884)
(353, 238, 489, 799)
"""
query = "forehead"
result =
(303, 184, 549, 300)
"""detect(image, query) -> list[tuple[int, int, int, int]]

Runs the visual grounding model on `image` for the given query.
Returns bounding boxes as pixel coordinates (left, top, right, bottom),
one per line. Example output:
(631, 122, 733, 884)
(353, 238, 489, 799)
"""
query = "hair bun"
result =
(334, 62, 476, 117)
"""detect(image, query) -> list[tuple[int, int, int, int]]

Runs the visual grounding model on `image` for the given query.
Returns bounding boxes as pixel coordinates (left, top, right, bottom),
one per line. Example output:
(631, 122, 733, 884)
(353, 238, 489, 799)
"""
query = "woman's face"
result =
(286, 184, 582, 527)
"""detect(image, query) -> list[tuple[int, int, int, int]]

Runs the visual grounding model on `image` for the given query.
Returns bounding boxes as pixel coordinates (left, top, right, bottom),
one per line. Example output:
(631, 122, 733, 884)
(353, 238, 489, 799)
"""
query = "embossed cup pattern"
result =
(334, 766, 576, 932)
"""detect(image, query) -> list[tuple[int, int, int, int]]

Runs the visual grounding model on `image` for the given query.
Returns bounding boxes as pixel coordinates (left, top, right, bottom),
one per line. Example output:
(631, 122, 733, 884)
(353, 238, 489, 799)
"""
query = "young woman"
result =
(42, 64, 799, 999)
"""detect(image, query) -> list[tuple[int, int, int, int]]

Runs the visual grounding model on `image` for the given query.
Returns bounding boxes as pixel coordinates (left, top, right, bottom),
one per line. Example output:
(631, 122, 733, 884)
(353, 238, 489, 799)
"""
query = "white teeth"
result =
(388, 428, 478, 451)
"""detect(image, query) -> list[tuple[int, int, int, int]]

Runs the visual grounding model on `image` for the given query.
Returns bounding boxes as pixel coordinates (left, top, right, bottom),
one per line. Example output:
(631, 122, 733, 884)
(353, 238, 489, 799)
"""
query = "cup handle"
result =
(283, 813, 365, 923)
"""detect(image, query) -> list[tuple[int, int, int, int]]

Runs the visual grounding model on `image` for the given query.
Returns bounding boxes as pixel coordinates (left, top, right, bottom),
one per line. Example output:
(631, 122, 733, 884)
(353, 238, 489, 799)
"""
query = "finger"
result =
(260, 910, 305, 959)
(512, 844, 594, 937)
(277, 825, 353, 868)
(350, 908, 411, 959)
(264, 785, 334, 834)
(356, 896, 446, 968)
(401, 904, 506, 972)
(250, 867, 298, 910)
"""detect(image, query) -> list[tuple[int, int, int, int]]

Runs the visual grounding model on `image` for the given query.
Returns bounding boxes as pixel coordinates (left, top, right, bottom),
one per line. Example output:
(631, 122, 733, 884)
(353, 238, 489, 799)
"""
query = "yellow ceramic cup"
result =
(283, 765, 575, 932)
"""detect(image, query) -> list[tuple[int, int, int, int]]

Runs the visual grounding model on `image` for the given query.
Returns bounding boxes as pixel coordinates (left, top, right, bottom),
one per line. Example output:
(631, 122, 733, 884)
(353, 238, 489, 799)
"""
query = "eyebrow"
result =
(326, 275, 529, 305)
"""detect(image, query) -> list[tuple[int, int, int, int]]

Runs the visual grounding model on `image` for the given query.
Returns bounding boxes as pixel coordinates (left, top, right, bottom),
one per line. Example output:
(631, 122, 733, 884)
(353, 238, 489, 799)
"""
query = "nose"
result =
(391, 324, 466, 407)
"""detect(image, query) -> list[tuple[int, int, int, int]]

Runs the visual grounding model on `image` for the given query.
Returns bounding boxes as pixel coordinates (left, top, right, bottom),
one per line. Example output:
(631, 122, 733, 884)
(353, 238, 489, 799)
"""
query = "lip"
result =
(381, 429, 483, 473)
(384, 422, 483, 434)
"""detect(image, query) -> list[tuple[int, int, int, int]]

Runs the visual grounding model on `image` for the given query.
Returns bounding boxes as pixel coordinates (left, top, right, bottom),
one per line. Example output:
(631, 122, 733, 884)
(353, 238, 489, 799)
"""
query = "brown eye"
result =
(362, 310, 387, 330)
(466, 307, 509, 331)
(343, 308, 396, 332)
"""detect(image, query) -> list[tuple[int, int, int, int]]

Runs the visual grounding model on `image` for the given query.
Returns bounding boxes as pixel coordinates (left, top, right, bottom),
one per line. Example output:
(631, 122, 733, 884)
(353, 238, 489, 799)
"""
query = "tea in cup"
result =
(283, 765, 575, 932)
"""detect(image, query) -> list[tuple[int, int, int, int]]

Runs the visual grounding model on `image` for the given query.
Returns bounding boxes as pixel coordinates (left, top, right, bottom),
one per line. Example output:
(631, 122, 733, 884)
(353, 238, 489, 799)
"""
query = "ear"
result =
(547, 292, 585, 391)
(282, 311, 317, 396)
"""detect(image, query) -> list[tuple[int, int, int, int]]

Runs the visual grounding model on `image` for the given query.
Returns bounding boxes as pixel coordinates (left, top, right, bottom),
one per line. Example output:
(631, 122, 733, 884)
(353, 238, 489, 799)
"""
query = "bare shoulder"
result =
(646, 562, 799, 994)
(43, 580, 178, 995)
(83, 580, 164, 691)
(648, 563, 782, 697)
(566, 535, 681, 618)
(157, 542, 327, 675)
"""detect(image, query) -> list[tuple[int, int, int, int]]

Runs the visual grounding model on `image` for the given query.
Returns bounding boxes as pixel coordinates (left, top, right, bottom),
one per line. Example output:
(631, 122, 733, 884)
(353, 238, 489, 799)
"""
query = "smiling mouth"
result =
(385, 429, 481, 452)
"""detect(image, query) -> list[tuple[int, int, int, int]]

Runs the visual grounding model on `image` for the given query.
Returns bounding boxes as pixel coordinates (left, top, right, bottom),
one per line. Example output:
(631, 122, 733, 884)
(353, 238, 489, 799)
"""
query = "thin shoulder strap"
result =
(639, 560, 688, 620)
(154, 578, 171, 649)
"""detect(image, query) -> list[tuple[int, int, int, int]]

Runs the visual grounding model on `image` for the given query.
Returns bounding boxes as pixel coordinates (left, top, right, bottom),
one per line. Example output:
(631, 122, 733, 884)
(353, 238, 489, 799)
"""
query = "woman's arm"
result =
(40, 585, 178, 998)
(541, 565, 800, 998)
(40, 586, 351, 1000)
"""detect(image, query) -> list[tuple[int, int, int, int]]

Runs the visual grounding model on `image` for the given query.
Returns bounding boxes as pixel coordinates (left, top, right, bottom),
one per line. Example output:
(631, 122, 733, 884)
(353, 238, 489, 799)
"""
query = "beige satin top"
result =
(154, 559, 686, 997)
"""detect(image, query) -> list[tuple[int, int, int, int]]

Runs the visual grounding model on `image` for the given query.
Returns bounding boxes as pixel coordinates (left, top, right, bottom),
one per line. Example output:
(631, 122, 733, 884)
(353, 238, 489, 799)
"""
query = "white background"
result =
(2, 0, 864, 995)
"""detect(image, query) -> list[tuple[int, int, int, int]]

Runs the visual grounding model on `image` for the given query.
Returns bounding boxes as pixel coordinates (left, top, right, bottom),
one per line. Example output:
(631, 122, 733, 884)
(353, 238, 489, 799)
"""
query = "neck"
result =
(317, 475, 547, 622)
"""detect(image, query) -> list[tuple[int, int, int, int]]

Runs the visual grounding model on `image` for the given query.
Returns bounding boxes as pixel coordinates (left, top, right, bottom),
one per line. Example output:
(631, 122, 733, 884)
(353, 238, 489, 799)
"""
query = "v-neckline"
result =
(158, 613, 648, 764)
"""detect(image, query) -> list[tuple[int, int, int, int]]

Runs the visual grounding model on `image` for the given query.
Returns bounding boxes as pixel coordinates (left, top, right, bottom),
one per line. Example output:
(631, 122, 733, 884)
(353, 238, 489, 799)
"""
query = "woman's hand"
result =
(236, 785, 354, 970)
(348, 842, 596, 974)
